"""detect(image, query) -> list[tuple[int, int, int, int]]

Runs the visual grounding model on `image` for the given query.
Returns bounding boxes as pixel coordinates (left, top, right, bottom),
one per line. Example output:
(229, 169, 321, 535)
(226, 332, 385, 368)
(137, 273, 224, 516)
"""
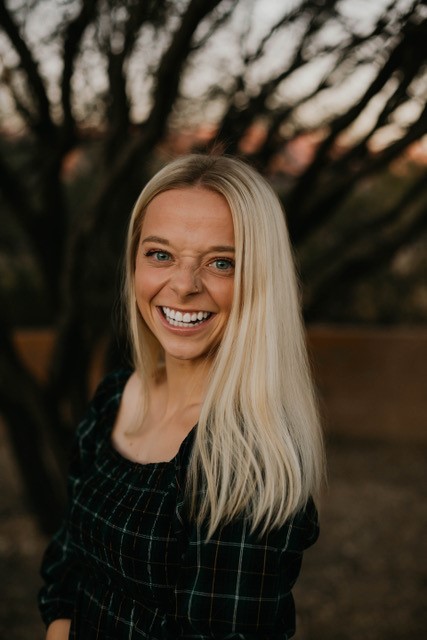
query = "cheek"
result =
(134, 270, 162, 329)
(134, 265, 166, 302)
(211, 279, 234, 312)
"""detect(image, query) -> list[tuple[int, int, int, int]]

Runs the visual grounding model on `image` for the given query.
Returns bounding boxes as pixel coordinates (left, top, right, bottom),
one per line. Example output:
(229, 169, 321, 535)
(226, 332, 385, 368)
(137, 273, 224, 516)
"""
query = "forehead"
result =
(141, 187, 234, 246)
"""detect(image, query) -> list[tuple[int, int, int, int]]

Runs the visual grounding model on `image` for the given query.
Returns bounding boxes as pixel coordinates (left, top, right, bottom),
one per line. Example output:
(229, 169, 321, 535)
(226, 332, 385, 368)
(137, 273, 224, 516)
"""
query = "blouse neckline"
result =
(103, 370, 196, 469)
(107, 424, 197, 470)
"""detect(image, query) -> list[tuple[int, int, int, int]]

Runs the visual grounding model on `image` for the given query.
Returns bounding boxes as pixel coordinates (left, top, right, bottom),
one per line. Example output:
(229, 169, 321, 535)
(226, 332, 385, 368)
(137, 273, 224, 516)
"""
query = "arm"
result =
(172, 500, 319, 639)
(38, 370, 131, 628)
(38, 520, 81, 627)
(38, 407, 95, 626)
(46, 619, 71, 640)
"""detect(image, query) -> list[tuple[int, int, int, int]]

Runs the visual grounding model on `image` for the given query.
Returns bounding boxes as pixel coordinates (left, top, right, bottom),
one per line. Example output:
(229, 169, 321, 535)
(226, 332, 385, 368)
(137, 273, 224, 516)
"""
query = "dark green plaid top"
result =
(39, 369, 319, 639)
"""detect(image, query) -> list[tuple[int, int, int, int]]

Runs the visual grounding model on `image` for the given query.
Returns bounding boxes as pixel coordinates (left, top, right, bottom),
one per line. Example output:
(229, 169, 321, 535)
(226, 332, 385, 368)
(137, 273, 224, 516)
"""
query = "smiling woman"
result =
(38, 154, 325, 640)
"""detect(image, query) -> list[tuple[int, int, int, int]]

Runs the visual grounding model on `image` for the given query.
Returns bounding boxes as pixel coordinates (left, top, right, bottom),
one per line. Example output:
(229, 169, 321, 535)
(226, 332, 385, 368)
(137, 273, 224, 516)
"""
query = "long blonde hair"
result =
(125, 154, 324, 536)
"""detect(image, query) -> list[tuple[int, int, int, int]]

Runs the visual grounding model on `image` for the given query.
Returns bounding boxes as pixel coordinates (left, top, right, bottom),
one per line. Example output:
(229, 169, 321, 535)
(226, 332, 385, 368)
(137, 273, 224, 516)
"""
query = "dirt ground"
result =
(1, 424, 426, 640)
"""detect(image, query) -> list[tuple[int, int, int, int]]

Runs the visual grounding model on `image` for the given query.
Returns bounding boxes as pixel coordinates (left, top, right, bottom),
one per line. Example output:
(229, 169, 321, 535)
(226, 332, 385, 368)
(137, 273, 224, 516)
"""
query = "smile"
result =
(161, 306, 212, 327)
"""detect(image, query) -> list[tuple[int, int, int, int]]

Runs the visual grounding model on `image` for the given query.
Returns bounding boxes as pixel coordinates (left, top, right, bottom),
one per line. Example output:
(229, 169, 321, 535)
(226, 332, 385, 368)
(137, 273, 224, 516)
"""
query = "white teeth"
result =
(161, 307, 211, 327)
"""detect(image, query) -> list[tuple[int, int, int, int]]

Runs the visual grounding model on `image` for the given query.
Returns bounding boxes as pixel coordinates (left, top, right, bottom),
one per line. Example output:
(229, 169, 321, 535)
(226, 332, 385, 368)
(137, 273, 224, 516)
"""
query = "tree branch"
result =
(288, 99, 427, 244)
(191, 0, 239, 51)
(0, 0, 54, 136)
(287, 13, 427, 212)
(104, 1, 165, 155)
(305, 181, 427, 319)
(61, 0, 99, 145)
(143, 0, 224, 135)
(243, 0, 315, 66)
(213, 0, 375, 155)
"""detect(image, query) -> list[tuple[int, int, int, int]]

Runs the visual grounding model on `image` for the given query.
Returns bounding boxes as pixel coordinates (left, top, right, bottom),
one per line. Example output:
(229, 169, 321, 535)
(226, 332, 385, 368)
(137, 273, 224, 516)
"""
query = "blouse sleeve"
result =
(37, 371, 128, 627)
(171, 499, 319, 639)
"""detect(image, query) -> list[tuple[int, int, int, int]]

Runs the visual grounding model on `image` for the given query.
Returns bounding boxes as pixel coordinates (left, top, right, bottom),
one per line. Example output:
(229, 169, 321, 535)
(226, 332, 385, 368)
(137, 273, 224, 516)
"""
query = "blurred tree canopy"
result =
(0, 0, 427, 531)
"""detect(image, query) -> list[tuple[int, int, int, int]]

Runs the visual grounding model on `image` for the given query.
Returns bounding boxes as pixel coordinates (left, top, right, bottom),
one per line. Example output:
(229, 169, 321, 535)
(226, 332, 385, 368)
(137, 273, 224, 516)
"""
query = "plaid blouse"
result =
(39, 370, 319, 639)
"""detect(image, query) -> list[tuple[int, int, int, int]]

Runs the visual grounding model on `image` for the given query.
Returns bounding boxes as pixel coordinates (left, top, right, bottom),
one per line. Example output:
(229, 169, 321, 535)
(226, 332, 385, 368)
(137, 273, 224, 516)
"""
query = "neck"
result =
(156, 355, 212, 414)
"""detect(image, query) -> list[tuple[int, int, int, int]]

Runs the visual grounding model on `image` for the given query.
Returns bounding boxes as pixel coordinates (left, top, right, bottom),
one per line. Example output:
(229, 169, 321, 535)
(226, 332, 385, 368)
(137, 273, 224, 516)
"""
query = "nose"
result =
(169, 263, 201, 297)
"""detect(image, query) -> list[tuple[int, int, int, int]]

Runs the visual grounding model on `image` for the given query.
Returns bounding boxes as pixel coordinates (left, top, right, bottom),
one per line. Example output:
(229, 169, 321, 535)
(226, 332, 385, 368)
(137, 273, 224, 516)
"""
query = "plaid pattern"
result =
(39, 370, 319, 639)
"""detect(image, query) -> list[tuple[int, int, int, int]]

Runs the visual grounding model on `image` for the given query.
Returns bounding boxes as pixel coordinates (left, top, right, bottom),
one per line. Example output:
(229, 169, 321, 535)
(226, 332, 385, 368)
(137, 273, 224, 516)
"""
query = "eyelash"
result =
(210, 258, 234, 271)
(144, 250, 234, 271)
(144, 250, 171, 261)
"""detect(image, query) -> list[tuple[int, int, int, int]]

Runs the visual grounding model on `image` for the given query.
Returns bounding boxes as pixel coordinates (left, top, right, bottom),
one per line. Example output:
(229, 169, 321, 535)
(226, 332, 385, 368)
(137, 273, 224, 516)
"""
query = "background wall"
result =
(308, 326, 427, 443)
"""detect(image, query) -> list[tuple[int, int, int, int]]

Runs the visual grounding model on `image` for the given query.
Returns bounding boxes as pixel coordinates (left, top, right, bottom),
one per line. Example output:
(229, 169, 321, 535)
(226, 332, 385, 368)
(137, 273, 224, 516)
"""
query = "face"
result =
(134, 187, 235, 366)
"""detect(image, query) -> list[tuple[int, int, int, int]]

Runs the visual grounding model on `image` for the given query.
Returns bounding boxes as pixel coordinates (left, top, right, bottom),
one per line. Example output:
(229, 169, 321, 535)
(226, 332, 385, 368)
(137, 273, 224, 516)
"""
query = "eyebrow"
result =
(141, 235, 170, 245)
(141, 235, 235, 252)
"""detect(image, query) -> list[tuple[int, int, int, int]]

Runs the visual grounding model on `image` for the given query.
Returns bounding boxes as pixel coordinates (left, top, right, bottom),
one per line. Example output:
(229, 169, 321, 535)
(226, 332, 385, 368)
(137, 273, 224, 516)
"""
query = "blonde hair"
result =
(125, 154, 325, 537)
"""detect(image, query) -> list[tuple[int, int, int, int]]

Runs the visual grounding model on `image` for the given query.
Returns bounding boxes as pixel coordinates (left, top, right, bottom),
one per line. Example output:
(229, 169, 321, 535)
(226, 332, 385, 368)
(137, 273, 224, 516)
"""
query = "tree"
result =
(0, 0, 426, 531)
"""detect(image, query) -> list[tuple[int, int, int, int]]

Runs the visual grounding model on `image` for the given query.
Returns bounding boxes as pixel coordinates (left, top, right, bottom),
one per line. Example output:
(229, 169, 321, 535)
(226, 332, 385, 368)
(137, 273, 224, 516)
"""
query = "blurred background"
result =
(1, 0, 426, 638)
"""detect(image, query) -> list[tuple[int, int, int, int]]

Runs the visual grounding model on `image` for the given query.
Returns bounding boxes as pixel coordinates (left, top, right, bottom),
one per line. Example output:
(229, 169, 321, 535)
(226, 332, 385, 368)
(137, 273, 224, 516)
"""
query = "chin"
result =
(167, 350, 207, 362)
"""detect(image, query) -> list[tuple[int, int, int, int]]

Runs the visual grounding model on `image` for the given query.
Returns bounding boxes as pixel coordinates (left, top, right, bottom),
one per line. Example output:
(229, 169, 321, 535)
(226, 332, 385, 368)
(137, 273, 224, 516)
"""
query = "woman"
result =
(39, 154, 325, 639)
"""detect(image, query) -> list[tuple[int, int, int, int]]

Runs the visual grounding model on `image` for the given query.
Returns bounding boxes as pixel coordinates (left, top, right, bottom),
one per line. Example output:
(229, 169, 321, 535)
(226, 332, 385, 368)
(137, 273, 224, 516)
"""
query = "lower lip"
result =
(156, 307, 214, 334)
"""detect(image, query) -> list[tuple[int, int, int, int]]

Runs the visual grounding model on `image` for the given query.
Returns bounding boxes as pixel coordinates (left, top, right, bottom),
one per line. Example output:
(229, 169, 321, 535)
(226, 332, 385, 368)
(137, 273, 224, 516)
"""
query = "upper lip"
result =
(159, 305, 213, 314)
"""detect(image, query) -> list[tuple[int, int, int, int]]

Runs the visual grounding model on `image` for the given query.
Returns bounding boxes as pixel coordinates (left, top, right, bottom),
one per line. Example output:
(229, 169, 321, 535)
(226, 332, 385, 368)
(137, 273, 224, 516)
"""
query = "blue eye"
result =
(212, 258, 234, 271)
(145, 250, 171, 261)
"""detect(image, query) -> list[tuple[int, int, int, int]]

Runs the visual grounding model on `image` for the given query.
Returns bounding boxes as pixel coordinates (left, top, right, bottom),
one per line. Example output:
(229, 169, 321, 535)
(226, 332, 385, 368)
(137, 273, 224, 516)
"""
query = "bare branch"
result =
(289, 100, 427, 244)
(243, 0, 315, 65)
(288, 13, 427, 212)
(104, 1, 170, 154)
(212, 0, 360, 154)
(61, 0, 99, 144)
(191, 0, 239, 51)
(0, 61, 36, 126)
(304, 174, 427, 319)
(307, 171, 427, 284)
(143, 0, 225, 134)
(0, 0, 53, 135)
